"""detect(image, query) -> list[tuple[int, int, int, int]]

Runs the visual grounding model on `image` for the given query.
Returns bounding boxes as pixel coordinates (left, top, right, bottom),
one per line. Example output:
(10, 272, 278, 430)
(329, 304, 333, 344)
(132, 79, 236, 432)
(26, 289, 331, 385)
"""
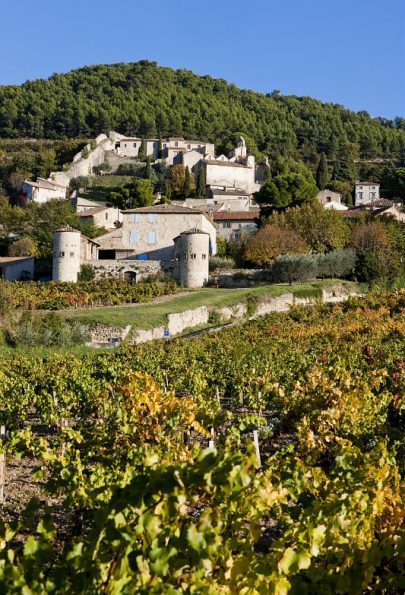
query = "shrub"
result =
(78, 264, 96, 282)
(209, 256, 236, 271)
(208, 310, 222, 325)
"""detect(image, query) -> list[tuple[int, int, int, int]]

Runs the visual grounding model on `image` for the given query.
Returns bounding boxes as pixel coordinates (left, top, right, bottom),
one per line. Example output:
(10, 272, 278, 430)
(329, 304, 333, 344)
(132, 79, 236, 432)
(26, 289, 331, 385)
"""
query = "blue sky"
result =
(0, 0, 403, 118)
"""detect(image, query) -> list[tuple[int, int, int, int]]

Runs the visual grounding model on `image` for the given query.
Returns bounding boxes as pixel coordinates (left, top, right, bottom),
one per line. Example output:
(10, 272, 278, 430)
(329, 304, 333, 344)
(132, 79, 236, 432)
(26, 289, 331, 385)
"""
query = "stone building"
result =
(94, 203, 217, 261)
(0, 257, 34, 281)
(78, 205, 123, 230)
(21, 178, 67, 203)
(355, 182, 380, 205)
(52, 226, 99, 282)
(317, 189, 343, 206)
(174, 229, 210, 288)
(115, 135, 215, 163)
(213, 211, 258, 241)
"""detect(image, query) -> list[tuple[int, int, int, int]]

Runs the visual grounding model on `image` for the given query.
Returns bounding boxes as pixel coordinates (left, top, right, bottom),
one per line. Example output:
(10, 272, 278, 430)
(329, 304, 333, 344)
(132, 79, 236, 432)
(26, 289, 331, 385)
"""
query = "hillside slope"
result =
(0, 61, 404, 162)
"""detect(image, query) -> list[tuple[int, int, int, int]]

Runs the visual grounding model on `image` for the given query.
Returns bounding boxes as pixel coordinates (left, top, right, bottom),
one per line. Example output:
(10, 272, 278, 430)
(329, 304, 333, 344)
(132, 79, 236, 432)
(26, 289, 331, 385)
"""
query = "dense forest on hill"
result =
(1, 60, 405, 163)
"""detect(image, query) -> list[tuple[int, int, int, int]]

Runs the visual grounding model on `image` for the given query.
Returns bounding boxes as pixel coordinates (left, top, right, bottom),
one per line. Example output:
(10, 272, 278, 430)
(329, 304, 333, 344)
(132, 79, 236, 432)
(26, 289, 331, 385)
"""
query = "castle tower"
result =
(174, 228, 210, 288)
(52, 226, 82, 282)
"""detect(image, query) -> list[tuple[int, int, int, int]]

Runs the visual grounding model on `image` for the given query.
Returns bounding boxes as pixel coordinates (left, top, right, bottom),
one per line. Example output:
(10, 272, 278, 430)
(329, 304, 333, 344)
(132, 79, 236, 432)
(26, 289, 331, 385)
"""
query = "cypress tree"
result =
(316, 153, 329, 189)
(183, 166, 191, 197)
(138, 140, 146, 161)
(196, 166, 206, 198)
(145, 157, 152, 180)
(157, 134, 163, 158)
(164, 179, 172, 200)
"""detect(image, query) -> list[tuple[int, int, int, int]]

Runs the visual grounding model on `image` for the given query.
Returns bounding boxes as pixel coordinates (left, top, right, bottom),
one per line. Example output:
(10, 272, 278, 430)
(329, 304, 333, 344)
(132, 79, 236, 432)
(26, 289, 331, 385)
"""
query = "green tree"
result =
(145, 157, 152, 180)
(138, 141, 146, 161)
(381, 167, 405, 202)
(8, 236, 38, 257)
(78, 263, 96, 282)
(196, 166, 206, 198)
(332, 145, 357, 184)
(183, 166, 191, 197)
(266, 201, 350, 252)
(316, 153, 329, 190)
(128, 179, 155, 208)
(169, 164, 186, 197)
(255, 173, 318, 210)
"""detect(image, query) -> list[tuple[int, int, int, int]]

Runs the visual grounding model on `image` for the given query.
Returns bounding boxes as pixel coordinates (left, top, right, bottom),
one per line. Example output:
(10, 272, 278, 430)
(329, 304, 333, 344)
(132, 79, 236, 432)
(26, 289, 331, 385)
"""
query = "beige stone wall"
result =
(88, 259, 169, 280)
(206, 162, 255, 194)
(122, 212, 216, 259)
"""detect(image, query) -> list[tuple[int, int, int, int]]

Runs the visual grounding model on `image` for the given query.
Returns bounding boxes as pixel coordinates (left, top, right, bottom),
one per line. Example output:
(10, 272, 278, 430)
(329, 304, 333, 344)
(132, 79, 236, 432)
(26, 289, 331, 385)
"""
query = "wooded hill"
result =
(0, 60, 405, 163)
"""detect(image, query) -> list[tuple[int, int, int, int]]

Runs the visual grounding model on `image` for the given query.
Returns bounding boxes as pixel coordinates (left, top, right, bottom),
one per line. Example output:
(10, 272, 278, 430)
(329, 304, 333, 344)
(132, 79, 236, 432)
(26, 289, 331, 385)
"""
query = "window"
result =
(130, 231, 138, 243)
(175, 141, 179, 147)
(190, 253, 196, 259)
(183, 253, 187, 260)
(369, 192, 376, 199)
(371, 186, 375, 190)
(105, 212, 109, 220)
(70, 252, 75, 258)
(198, 144, 201, 148)
(359, 186, 363, 190)
(59, 251, 65, 257)
(187, 144, 191, 149)
(163, 143, 167, 148)
(148, 231, 156, 244)
(202, 254, 207, 260)
(131, 214, 139, 223)
(133, 142, 137, 147)
(147, 213, 157, 223)
(326, 197, 331, 203)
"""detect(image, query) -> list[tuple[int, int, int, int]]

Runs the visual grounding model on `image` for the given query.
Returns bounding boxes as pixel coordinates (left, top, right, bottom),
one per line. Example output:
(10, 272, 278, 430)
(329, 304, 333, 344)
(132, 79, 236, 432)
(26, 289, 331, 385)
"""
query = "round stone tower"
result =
(174, 228, 210, 288)
(52, 226, 82, 282)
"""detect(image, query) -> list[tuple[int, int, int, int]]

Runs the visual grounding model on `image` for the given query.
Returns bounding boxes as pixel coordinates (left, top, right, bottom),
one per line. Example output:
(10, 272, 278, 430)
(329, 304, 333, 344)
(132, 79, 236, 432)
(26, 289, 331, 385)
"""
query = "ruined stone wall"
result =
(88, 259, 168, 281)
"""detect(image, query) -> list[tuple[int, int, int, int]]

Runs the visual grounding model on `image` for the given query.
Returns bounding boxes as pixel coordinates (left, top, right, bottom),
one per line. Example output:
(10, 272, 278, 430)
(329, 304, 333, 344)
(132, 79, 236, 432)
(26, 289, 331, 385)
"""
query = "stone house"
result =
(355, 182, 380, 205)
(317, 189, 343, 206)
(78, 206, 123, 230)
(21, 178, 67, 203)
(0, 256, 34, 280)
(94, 203, 217, 261)
(213, 211, 258, 241)
(115, 135, 215, 163)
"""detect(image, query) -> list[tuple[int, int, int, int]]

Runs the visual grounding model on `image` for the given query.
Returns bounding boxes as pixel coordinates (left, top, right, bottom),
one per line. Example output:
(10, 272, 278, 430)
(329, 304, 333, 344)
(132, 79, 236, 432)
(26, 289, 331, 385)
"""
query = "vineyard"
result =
(0, 290, 404, 593)
(0, 278, 178, 311)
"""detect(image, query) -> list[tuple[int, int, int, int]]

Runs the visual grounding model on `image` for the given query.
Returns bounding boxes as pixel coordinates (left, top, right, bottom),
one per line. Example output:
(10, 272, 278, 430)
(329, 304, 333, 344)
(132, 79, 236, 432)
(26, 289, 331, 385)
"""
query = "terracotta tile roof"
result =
(210, 189, 250, 196)
(78, 206, 109, 217)
(0, 256, 34, 265)
(213, 211, 259, 221)
(122, 204, 205, 214)
(360, 199, 394, 208)
(205, 160, 249, 169)
(23, 178, 65, 190)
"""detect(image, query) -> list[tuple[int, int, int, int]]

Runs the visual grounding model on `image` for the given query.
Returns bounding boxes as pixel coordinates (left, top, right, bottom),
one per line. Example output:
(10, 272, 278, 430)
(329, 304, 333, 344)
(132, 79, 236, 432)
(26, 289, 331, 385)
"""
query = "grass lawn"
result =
(64, 280, 357, 329)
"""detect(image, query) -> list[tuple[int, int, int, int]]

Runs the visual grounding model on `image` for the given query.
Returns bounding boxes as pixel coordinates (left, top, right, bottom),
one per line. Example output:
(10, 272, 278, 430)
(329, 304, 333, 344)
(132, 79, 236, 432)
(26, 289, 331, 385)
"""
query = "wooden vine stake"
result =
(253, 430, 262, 468)
(0, 425, 6, 505)
(215, 387, 221, 408)
(209, 427, 215, 449)
(60, 419, 68, 457)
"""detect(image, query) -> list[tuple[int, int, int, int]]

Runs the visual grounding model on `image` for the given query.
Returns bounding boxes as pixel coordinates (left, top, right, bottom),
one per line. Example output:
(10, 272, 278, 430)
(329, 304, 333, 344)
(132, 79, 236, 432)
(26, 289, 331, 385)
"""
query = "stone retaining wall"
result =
(88, 259, 166, 281)
(83, 285, 360, 347)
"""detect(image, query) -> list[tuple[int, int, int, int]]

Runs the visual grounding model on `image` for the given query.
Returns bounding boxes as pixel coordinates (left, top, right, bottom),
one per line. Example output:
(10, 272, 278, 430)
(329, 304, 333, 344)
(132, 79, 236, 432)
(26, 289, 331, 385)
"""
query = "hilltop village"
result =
(0, 130, 400, 288)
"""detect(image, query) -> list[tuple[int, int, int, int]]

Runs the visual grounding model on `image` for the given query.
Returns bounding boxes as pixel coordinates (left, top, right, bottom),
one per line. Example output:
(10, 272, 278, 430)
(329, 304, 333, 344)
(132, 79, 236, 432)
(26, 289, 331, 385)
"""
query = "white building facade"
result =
(355, 182, 380, 205)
